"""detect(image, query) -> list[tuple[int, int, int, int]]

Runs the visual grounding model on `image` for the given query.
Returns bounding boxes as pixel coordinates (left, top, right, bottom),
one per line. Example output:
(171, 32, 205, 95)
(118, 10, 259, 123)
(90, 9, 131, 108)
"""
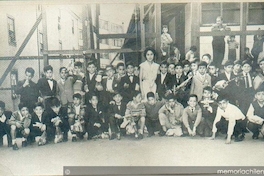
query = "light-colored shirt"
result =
(140, 61, 159, 84)
(247, 103, 264, 125)
(161, 73, 167, 84)
(212, 103, 245, 135)
(75, 105, 81, 116)
(243, 72, 253, 88)
(47, 79, 54, 90)
(89, 73, 95, 80)
(106, 77, 114, 92)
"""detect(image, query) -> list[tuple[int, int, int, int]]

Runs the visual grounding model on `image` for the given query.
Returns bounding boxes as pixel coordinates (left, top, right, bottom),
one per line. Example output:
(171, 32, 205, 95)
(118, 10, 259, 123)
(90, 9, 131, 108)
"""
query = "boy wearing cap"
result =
(158, 93, 184, 136)
(190, 61, 211, 101)
(210, 95, 247, 144)
(109, 92, 126, 140)
(247, 84, 264, 139)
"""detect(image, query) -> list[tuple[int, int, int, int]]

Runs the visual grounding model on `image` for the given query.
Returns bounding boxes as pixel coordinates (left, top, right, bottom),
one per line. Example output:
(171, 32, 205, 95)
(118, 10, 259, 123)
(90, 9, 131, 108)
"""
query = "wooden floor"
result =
(0, 132, 263, 176)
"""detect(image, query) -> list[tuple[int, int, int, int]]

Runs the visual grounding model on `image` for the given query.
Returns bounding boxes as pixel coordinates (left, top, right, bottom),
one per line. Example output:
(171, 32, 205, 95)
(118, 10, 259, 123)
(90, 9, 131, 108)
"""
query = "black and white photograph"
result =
(0, 0, 264, 175)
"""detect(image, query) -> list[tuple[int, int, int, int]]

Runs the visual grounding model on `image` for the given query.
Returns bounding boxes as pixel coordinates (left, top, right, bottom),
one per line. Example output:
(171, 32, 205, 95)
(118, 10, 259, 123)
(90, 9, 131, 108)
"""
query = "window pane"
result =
(202, 3, 221, 24)
(223, 3, 240, 10)
(248, 3, 264, 25)
(223, 9, 240, 24)
(202, 3, 220, 10)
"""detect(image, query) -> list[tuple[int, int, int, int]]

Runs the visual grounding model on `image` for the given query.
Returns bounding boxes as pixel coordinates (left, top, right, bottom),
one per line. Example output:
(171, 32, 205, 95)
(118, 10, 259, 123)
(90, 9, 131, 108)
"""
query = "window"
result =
(100, 39, 109, 45)
(201, 3, 240, 25)
(113, 39, 122, 47)
(248, 3, 264, 25)
(72, 19, 74, 34)
(39, 32, 43, 53)
(7, 16, 16, 46)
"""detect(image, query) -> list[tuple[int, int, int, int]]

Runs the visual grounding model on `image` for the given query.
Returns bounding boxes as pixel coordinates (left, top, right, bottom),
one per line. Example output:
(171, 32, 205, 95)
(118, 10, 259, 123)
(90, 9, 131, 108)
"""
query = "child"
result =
(68, 93, 86, 142)
(0, 101, 12, 147)
(190, 61, 211, 101)
(247, 84, 264, 139)
(190, 59, 199, 76)
(198, 86, 218, 137)
(168, 63, 176, 75)
(9, 103, 31, 150)
(115, 62, 126, 83)
(182, 94, 202, 136)
(109, 92, 126, 140)
(37, 65, 57, 106)
(160, 25, 173, 57)
(134, 65, 140, 77)
(73, 61, 84, 95)
(83, 62, 98, 104)
(85, 93, 108, 140)
(253, 58, 264, 90)
(233, 60, 242, 76)
(42, 97, 64, 143)
(30, 102, 47, 146)
(123, 91, 146, 139)
(144, 92, 165, 137)
(227, 35, 239, 62)
(167, 44, 180, 65)
(201, 54, 212, 65)
(208, 62, 219, 86)
(158, 94, 184, 137)
(155, 61, 172, 100)
(210, 95, 247, 144)
(243, 47, 254, 63)
(140, 47, 160, 100)
(118, 62, 140, 103)
(16, 67, 39, 113)
(185, 46, 197, 63)
(182, 60, 191, 77)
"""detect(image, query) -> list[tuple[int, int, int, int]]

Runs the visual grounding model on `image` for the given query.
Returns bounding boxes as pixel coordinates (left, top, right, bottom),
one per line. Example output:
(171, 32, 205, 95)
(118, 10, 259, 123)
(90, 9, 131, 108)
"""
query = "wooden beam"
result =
(45, 48, 139, 55)
(140, 4, 146, 61)
(98, 33, 137, 39)
(155, 3, 162, 62)
(143, 3, 154, 20)
(42, 5, 49, 66)
(240, 2, 247, 60)
(95, 4, 100, 67)
(198, 30, 264, 37)
(0, 13, 42, 86)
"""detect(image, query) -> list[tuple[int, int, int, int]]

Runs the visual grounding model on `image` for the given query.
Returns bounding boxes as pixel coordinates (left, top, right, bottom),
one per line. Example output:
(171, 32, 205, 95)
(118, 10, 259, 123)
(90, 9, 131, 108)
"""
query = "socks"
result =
(12, 139, 16, 145)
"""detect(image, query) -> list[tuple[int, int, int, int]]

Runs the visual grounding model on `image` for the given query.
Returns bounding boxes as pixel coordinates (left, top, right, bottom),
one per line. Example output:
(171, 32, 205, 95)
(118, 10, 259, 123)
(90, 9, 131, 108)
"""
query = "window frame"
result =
(7, 15, 16, 46)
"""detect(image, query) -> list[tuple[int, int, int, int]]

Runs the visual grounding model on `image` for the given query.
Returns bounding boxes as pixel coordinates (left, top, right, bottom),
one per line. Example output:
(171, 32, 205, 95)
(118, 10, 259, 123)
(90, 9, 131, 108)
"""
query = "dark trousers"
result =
(46, 121, 68, 142)
(29, 128, 45, 142)
(0, 123, 11, 146)
(86, 122, 108, 139)
(200, 118, 213, 137)
(145, 118, 161, 135)
(216, 117, 247, 137)
(212, 39, 225, 68)
(109, 116, 124, 134)
(247, 121, 262, 137)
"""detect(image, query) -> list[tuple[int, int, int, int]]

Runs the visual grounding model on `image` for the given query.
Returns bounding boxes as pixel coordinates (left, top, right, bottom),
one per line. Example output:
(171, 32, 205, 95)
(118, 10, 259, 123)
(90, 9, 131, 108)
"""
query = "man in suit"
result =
(118, 62, 140, 103)
(16, 67, 39, 113)
(37, 65, 57, 108)
(155, 61, 172, 101)
(82, 62, 98, 105)
(190, 61, 211, 101)
(108, 92, 126, 140)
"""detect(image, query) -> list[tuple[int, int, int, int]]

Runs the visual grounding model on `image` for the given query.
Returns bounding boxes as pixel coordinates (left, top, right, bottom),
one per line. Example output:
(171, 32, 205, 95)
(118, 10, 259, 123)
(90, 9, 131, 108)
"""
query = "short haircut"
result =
(0, 101, 5, 109)
(162, 25, 168, 28)
(188, 94, 198, 101)
(198, 61, 207, 68)
(116, 62, 125, 69)
(175, 62, 183, 68)
(181, 60, 190, 66)
(132, 91, 141, 98)
(217, 16, 223, 21)
(25, 67, 35, 76)
(256, 83, 264, 94)
(33, 102, 44, 109)
(234, 60, 242, 66)
(242, 60, 252, 67)
(113, 91, 122, 98)
(105, 65, 114, 71)
(166, 93, 176, 101)
(88, 92, 98, 100)
(190, 46, 197, 52)
(191, 59, 199, 64)
(144, 47, 156, 58)
(209, 61, 217, 67)
(216, 94, 228, 102)
(74, 61, 83, 68)
(160, 61, 168, 67)
(87, 61, 96, 67)
(146, 92, 155, 99)
(126, 61, 134, 68)
(224, 60, 234, 67)
(202, 54, 211, 60)
(18, 103, 28, 110)
(73, 93, 82, 100)
(59, 67, 67, 73)
(203, 86, 213, 93)
(49, 97, 61, 108)
(44, 65, 53, 72)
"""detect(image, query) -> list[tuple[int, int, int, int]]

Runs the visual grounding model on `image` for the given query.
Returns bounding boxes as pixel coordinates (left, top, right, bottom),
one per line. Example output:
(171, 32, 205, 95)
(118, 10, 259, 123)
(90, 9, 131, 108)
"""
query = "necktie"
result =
(245, 73, 249, 88)
(118, 105, 121, 110)
(191, 108, 194, 113)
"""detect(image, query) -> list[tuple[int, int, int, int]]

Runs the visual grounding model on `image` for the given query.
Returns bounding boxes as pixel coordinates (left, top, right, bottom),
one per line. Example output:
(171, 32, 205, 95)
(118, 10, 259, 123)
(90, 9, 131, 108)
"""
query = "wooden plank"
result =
(42, 5, 49, 66)
(98, 33, 137, 39)
(95, 4, 100, 67)
(198, 30, 264, 37)
(240, 2, 247, 60)
(143, 3, 154, 20)
(0, 13, 42, 86)
(155, 3, 162, 62)
(140, 4, 146, 61)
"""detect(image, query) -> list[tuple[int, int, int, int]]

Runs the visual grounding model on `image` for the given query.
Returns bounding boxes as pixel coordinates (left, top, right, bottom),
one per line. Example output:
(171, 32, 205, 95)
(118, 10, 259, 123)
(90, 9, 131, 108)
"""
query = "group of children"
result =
(1, 46, 264, 150)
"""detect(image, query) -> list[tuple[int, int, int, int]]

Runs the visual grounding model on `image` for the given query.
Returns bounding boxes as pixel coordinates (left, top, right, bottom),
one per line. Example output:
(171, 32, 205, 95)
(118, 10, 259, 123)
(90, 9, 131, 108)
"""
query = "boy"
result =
(182, 94, 202, 136)
(190, 59, 199, 76)
(210, 95, 247, 144)
(168, 63, 175, 75)
(208, 62, 219, 86)
(201, 54, 212, 65)
(160, 25, 173, 57)
(0, 101, 12, 147)
(85, 93, 108, 140)
(155, 61, 172, 100)
(185, 46, 197, 63)
(118, 62, 140, 103)
(9, 103, 31, 150)
(42, 97, 65, 143)
(182, 60, 191, 77)
(158, 94, 184, 136)
(247, 84, 264, 139)
(253, 58, 264, 90)
(123, 91, 146, 139)
(82, 62, 98, 105)
(68, 93, 86, 142)
(190, 61, 211, 101)
(30, 102, 46, 146)
(144, 92, 165, 137)
(109, 92, 126, 140)
(233, 60, 242, 76)
(16, 67, 39, 113)
(37, 65, 57, 106)
(73, 61, 84, 95)
(198, 86, 218, 137)
(115, 62, 126, 83)
(227, 35, 239, 62)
